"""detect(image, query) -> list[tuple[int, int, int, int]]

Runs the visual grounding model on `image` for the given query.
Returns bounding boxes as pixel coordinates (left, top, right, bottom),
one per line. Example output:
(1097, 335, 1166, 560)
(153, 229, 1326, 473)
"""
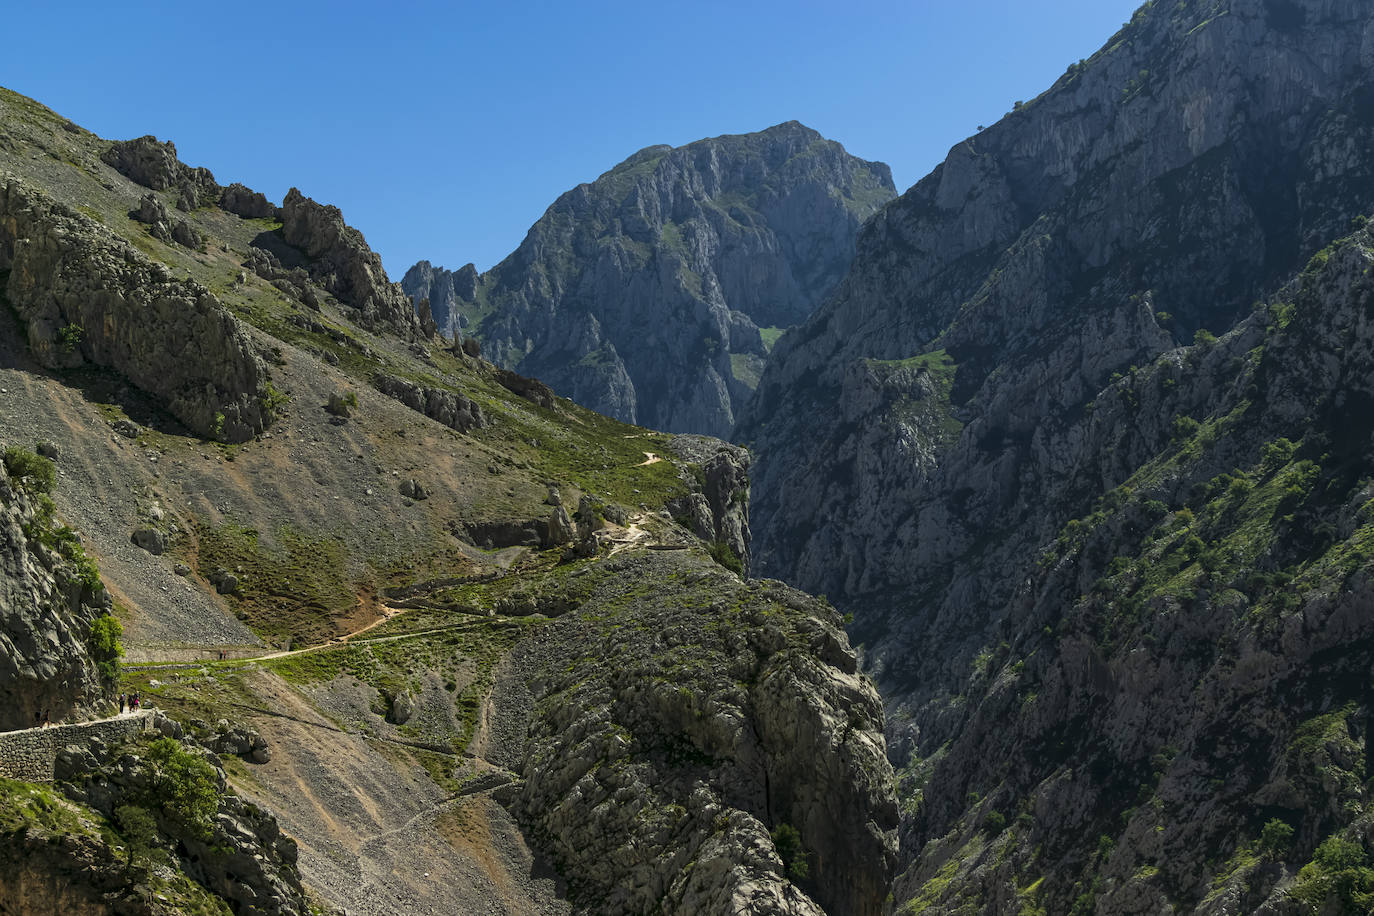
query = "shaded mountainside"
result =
(894, 225, 1374, 914)
(403, 122, 894, 438)
(0, 85, 894, 915)
(735, 0, 1374, 912)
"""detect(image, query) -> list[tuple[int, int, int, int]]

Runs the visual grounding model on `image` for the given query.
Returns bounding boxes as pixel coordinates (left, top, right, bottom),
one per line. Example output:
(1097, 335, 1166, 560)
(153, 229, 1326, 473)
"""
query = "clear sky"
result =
(2, 0, 1145, 276)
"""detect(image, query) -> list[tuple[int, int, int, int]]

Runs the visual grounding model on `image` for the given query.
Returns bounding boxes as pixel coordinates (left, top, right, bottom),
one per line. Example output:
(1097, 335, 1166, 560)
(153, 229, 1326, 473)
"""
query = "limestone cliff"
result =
(0, 175, 273, 442)
(0, 452, 108, 732)
(404, 122, 895, 437)
(738, 0, 1374, 911)
(280, 187, 422, 338)
(490, 550, 897, 916)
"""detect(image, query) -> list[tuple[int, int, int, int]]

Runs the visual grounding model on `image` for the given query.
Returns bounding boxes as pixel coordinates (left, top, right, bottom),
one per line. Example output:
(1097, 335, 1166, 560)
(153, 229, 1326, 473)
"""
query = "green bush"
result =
(1292, 835, 1374, 911)
(708, 540, 744, 576)
(115, 803, 160, 872)
(1259, 818, 1294, 858)
(2, 446, 56, 494)
(145, 737, 220, 840)
(57, 323, 84, 353)
(1171, 416, 1200, 441)
(770, 822, 809, 879)
(89, 615, 124, 680)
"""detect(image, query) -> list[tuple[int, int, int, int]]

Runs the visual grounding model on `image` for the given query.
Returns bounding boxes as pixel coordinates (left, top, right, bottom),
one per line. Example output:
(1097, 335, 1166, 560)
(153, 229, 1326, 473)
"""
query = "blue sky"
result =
(2, 0, 1145, 275)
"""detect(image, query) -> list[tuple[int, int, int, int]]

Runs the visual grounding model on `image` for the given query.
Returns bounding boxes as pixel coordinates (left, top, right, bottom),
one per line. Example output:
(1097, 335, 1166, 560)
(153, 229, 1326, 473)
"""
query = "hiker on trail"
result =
(40, 709, 49, 728)
(118, 693, 126, 713)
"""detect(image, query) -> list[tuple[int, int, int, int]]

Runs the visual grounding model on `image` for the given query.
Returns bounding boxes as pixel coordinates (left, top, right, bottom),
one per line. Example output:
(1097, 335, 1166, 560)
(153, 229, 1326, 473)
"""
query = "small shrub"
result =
(57, 323, 84, 353)
(1171, 416, 1200, 441)
(89, 615, 124, 680)
(985, 810, 1007, 834)
(325, 390, 357, 417)
(145, 737, 220, 840)
(260, 381, 290, 415)
(3, 446, 56, 494)
(770, 822, 809, 880)
(1314, 836, 1366, 871)
(1259, 818, 1294, 858)
(115, 803, 160, 872)
(708, 540, 744, 576)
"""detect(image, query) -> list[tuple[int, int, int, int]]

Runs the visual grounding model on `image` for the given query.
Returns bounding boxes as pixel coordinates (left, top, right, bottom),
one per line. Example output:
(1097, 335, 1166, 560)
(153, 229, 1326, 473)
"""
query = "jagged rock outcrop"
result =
(279, 188, 421, 338)
(54, 729, 305, 915)
(735, 0, 1374, 912)
(667, 435, 751, 571)
(888, 219, 1374, 915)
(220, 182, 277, 219)
(0, 456, 108, 732)
(492, 551, 898, 916)
(101, 135, 221, 209)
(404, 123, 895, 437)
(743, 0, 1374, 704)
(402, 259, 477, 339)
(0, 175, 272, 441)
(374, 372, 484, 432)
(494, 366, 558, 409)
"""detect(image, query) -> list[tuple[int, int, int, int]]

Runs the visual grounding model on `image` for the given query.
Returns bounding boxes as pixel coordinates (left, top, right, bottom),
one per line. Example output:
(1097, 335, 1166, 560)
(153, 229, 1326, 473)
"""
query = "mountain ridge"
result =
(403, 120, 895, 438)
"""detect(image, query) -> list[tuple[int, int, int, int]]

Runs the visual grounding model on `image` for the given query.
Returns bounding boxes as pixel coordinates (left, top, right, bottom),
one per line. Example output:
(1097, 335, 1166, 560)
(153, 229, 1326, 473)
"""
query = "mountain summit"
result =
(403, 121, 894, 437)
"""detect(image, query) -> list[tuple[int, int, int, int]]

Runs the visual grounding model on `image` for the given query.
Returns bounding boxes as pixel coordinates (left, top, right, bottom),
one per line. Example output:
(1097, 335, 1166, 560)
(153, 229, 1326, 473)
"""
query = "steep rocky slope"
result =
(403, 122, 894, 438)
(0, 449, 112, 731)
(737, 0, 1374, 912)
(0, 86, 894, 914)
(893, 224, 1374, 914)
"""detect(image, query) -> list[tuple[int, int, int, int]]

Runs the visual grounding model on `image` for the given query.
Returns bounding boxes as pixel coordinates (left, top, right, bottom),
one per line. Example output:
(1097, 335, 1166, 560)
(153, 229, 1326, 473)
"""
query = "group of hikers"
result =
(118, 692, 142, 713)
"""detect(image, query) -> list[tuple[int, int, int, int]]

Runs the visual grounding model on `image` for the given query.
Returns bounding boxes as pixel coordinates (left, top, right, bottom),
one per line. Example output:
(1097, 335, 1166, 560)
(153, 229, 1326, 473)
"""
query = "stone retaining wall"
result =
(0, 712, 154, 782)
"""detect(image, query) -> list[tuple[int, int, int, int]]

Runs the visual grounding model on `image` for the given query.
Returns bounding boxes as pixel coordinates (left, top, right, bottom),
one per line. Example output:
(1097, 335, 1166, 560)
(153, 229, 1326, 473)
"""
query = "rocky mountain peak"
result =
(404, 123, 896, 437)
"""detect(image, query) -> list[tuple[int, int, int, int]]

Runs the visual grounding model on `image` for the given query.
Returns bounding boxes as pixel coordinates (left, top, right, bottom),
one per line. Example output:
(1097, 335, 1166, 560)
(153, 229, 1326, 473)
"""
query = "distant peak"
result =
(609, 145, 674, 174)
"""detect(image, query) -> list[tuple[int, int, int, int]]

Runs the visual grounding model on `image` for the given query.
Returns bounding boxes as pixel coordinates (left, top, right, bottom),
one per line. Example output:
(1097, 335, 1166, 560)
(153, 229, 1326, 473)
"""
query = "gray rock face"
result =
(101, 135, 220, 206)
(493, 551, 898, 916)
(134, 192, 168, 226)
(743, 0, 1374, 683)
(401, 260, 476, 339)
(403, 122, 895, 437)
(207, 722, 271, 762)
(733, 0, 1374, 911)
(130, 528, 165, 555)
(374, 373, 485, 433)
(667, 435, 751, 571)
(0, 175, 273, 442)
(0, 460, 106, 732)
(220, 182, 277, 220)
(889, 218, 1374, 915)
(55, 731, 305, 915)
(279, 188, 421, 338)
